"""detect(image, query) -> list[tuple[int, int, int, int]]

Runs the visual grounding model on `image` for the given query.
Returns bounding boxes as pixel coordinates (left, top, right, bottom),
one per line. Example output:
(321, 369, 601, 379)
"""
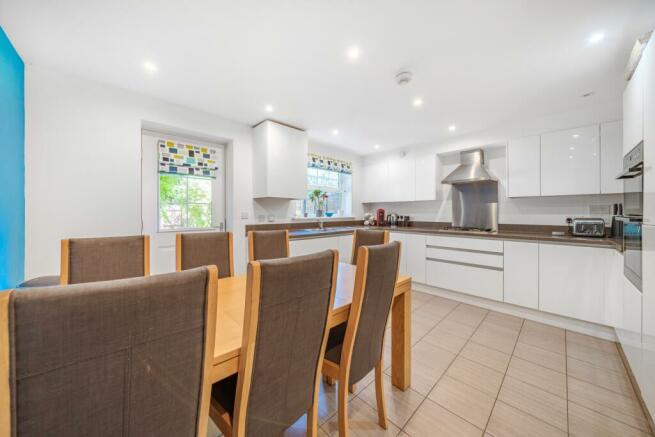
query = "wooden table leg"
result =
(391, 285, 411, 390)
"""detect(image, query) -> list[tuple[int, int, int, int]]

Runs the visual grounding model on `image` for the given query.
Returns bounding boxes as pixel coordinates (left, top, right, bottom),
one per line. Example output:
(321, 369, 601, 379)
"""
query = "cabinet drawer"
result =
(426, 259, 503, 301)
(425, 235, 503, 253)
(426, 247, 503, 268)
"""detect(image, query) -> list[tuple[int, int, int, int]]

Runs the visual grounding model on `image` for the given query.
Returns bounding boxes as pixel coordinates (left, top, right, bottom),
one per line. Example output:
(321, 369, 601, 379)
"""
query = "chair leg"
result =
(324, 375, 335, 385)
(348, 384, 356, 394)
(307, 400, 318, 437)
(374, 361, 388, 429)
(338, 380, 349, 437)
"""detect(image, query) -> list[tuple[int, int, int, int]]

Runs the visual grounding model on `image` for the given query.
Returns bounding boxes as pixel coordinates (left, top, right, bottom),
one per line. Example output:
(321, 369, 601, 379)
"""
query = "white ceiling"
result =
(2, 0, 654, 155)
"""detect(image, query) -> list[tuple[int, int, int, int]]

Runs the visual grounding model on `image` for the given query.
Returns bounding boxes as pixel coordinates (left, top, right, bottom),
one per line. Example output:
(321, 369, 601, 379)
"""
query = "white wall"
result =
(366, 99, 623, 225)
(253, 139, 364, 222)
(25, 65, 255, 277)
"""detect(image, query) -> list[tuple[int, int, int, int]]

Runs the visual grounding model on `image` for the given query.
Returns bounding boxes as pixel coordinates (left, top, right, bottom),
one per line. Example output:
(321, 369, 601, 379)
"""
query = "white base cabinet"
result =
(289, 235, 352, 263)
(426, 260, 503, 301)
(503, 241, 539, 309)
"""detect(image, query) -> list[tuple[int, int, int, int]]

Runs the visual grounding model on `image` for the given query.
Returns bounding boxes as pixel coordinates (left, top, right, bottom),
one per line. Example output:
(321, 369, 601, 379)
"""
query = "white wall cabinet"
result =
(624, 59, 644, 155)
(252, 120, 308, 199)
(361, 160, 388, 203)
(540, 125, 601, 196)
(387, 154, 415, 202)
(600, 120, 624, 194)
(362, 151, 437, 203)
(507, 136, 541, 197)
(538, 244, 611, 324)
(415, 153, 437, 201)
(643, 39, 655, 225)
(503, 241, 539, 309)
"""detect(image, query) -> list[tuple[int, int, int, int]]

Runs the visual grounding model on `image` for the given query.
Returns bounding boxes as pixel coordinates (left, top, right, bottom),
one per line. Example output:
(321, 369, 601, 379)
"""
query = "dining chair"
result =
(210, 250, 338, 437)
(350, 229, 389, 264)
(247, 230, 290, 261)
(177, 231, 234, 278)
(0, 266, 218, 437)
(322, 241, 401, 437)
(60, 235, 150, 284)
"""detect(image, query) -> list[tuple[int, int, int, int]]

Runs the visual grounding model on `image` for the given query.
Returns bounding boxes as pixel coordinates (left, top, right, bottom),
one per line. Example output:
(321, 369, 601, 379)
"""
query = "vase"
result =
(316, 209, 324, 217)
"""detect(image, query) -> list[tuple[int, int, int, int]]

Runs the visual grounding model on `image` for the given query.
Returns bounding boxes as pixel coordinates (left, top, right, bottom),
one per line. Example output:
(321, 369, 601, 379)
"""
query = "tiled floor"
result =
(209, 290, 654, 437)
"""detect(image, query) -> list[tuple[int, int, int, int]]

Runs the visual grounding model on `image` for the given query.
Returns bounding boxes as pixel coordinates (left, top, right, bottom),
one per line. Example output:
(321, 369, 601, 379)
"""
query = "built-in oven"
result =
(617, 143, 644, 291)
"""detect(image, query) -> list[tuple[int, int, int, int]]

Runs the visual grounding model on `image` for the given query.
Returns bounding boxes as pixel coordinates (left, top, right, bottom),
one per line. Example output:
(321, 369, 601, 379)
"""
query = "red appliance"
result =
(376, 208, 386, 226)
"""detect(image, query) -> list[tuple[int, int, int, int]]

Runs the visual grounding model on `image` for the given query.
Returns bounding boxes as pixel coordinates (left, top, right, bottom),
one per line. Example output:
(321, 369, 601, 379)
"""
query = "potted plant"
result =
(308, 189, 327, 217)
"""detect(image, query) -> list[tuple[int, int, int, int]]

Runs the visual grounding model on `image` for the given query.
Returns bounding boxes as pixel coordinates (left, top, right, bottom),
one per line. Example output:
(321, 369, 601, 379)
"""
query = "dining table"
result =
(210, 262, 413, 390)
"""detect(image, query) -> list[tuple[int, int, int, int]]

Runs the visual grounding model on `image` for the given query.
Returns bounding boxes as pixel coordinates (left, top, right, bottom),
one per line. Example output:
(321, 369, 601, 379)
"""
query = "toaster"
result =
(571, 218, 606, 238)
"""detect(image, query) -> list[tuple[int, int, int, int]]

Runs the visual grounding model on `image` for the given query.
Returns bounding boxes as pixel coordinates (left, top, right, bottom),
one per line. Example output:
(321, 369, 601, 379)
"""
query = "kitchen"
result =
(2, 1, 655, 436)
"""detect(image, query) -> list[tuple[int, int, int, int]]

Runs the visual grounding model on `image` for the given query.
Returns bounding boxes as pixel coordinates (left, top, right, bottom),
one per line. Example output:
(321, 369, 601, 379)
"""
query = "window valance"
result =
(308, 153, 352, 174)
(158, 139, 218, 178)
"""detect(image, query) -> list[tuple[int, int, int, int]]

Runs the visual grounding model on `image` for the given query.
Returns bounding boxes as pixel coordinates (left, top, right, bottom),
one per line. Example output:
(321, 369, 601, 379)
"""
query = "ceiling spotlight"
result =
(588, 32, 605, 45)
(346, 46, 360, 60)
(572, 134, 580, 139)
(448, 125, 457, 132)
(265, 104, 274, 113)
(412, 97, 423, 107)
(374, 144, 380, 150)
(332, 129, 339, 136)
(142, 60, 158, 73)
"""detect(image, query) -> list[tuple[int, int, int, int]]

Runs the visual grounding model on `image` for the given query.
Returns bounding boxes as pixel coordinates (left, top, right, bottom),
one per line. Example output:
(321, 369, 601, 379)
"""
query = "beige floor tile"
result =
(567, 357, 635, 397)
(445, 356, 504, 397)
(414, 298, 458, 321)
(412, 291, 435, 310)
(498, 376, 568, 432)
(428, 375, 496, 429)
(518, 320, 565, 355)
(567, 340, 625, 373)
(435, 317, 478, 338)
(358, 374, 425, 429)
(512, 341, 566, 374)
(411, 316, 439, 345)
(470, 323, 519, 355)
(404, 398, 483, 437)
(566, 330, 619, 354)
(322, 397, 401, 436)
(460, 341, 511, 373)
(568, 377, 650, 432)
(568, 402, 652, 437)
(387, 339, 456, 396)
(483, 311, 524, 332)
(284, 415, 331, 437)
(317, 379, 357, 424)
(486, 401, 567, 437)
(506, 356, 567, 398)
(421, 326, 469, 354)
(445, 304, 489, 327)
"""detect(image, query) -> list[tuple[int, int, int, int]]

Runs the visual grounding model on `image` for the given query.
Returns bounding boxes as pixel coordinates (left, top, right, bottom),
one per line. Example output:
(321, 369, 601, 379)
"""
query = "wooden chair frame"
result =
(246, 230, 290, 262)
(210, 250, 339, 437)
(0, 265, 217, 437)
(175, 231, 234, 278)
(322, 242, 401, 437)
(349, 229, 389, 264)
(60, 235, 150, 285)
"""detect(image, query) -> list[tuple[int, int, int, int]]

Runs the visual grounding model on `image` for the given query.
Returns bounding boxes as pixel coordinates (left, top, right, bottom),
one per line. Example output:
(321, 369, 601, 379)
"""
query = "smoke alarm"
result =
(395, 71, 413, 86)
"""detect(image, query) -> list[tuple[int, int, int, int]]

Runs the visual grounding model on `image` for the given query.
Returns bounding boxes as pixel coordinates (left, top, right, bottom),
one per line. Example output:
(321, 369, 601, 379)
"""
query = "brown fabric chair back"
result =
(178, 231, 233, 278)
(6, 268, 214, 437)
(241, 251, 336, 436)
(63, 235, 148, 284)
(350, 229, 388, 264)
(348, 242, 400, 383)
(248, 230, 289, 261)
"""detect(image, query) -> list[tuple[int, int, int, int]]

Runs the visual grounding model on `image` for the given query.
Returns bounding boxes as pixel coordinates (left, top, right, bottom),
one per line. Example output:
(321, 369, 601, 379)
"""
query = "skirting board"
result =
(413, 282, 618, 342)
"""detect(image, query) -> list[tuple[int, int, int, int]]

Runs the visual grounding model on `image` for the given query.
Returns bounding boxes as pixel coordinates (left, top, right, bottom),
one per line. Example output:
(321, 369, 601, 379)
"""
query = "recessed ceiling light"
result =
(332, 129, 339, 136)
(412, 97, 423, 107)
(569, 155, 574, 159)
(346, 46, 360, 60)
(588, 32, 605, 44)
(374, 144, 380, 150)
(448, 125, 457, 132)
(265, 104, 274, 113)
(570, 146, 575, 151)
(572, 134, 580, 139)
(142, 60, 158, 73)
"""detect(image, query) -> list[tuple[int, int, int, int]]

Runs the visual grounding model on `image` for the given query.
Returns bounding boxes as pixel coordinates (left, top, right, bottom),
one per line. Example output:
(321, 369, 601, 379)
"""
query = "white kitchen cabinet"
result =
(538, 244, 611, 324)
(337, 234, 353, 264)
(540, 125, 601, 196)
(507, 136, 541, 197)
(387, 153, 415, 202)
(389, 232, 406, 275)
(617, 276, 643, 392)
(426, 259, 503, 301)
(252, 120, 308, 199)
(641, 224, 655, 421)
(600, 120, 624, 194)
(503, 241, 539, 309)
(404, 233, 426, 284)
(415, 153, 437, 201)
(643, 39, 655, 225)
(603, 250, 624, 327)
(624, 56, 644, 155)
(426, 235, 503, 253)
(290, 235, 351, 261)
(361, 160, 388, 203)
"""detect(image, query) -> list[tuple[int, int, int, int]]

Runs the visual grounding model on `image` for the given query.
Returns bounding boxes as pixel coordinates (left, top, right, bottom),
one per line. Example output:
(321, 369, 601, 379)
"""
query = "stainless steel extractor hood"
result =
(441, 149, 496, 184)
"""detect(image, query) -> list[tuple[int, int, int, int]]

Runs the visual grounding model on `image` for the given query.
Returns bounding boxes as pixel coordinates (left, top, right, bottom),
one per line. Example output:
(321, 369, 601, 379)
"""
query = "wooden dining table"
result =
(210, 262, 413, 390)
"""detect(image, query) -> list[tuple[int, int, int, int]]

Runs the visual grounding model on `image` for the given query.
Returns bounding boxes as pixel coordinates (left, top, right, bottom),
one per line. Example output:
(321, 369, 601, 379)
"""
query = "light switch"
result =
(240, 211, 249, 219)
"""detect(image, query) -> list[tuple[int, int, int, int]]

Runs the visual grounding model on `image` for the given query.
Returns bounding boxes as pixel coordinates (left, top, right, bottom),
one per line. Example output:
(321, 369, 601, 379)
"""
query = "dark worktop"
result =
(247, 220, 624, 252)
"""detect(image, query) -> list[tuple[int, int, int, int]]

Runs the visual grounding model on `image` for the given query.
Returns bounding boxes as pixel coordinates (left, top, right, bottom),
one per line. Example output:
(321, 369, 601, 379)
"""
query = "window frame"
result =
(297, 167, 352, 218)
(157, 173, 215, 233)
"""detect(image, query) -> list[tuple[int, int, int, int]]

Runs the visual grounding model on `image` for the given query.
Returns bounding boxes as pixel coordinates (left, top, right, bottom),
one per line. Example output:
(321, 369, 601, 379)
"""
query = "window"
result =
(295, 167, 352, 218)
(159, 174, 212, 230)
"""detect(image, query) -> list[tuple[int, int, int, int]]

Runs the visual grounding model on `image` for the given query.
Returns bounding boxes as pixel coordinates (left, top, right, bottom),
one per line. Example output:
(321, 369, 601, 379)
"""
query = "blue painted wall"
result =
(0, 26, 25, 289)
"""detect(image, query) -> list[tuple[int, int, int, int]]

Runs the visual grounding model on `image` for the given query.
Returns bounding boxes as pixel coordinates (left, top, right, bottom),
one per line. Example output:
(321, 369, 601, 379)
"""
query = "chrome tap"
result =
(317, 217, 324, 230)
